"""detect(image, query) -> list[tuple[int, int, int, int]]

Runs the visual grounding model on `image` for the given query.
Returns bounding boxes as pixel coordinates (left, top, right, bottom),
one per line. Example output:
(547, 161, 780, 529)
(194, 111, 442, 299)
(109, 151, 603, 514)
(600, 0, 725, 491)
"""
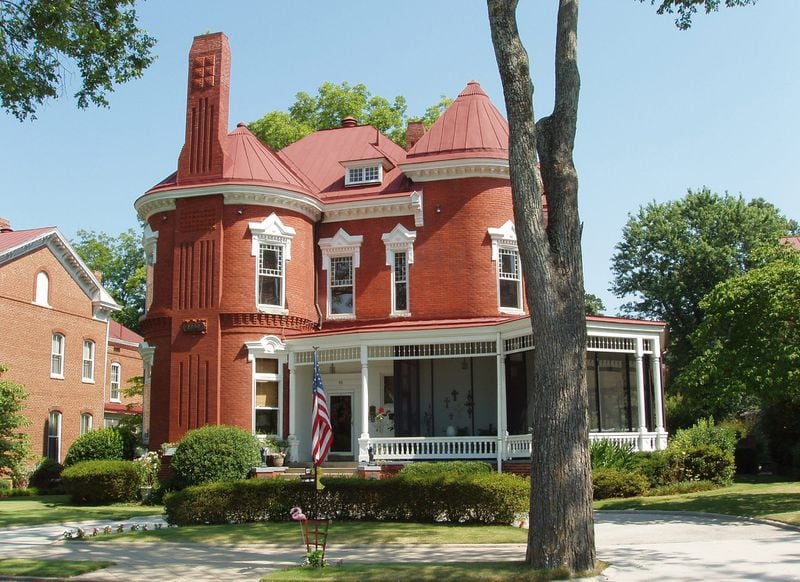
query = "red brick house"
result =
(0, 221, 118, 464)
(135, 33, 667, 466)
(104, 320, 144, 428)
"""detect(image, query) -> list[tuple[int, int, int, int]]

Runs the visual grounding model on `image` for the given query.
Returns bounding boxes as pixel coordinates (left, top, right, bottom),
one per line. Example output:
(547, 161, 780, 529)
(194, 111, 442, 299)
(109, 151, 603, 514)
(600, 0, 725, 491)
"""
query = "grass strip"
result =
(264, 561, 606, 581)
(0, 495, 162, 528)
(0, 558, 114, 578)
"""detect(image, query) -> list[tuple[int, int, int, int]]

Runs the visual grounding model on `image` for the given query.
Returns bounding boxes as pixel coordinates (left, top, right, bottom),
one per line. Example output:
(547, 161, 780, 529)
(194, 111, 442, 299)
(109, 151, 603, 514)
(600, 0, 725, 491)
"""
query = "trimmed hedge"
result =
(399, 461, 493, 478)
(170, 425, 261, 488)
(592, 468, 649, 499)
(165, 472, 529, 525)
(665, 445, 735, 486)
(62, 460, 140, 504)
(64, 428, 125, 466)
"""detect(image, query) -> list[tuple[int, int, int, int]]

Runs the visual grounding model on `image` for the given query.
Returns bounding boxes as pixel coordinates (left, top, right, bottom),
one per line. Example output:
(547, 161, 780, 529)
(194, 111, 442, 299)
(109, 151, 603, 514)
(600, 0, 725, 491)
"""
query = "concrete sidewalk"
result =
(0, 511, 797, 581)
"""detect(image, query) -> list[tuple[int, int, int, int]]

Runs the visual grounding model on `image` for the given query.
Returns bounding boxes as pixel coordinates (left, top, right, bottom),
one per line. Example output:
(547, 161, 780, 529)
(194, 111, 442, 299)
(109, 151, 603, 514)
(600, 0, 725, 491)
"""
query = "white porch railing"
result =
(368, 431, 664, 462)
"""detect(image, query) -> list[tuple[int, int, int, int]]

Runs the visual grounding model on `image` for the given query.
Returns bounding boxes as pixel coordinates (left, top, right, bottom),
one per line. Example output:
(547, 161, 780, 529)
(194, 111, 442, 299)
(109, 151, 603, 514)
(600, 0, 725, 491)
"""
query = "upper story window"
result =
(488, 220, 524, 314)
(51, 333, 65, 378)
(249, 214, 296, 315)
(110, 362, 121, 402)
(80, 413, 93, 435)
(82, 340, 95, 383)
(381, 224, 416, 316)
(319, 229, 363, 319)
(34, 271, 50, 306)
(343, 158, 385, 186)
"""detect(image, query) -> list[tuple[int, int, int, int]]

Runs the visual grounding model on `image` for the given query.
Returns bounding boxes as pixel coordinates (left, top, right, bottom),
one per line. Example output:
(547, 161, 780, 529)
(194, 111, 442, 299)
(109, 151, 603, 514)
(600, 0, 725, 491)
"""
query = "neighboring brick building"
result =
(135, 33, 668, 466)
(104, 320, 144, 428)
(0, 222, 118, 464)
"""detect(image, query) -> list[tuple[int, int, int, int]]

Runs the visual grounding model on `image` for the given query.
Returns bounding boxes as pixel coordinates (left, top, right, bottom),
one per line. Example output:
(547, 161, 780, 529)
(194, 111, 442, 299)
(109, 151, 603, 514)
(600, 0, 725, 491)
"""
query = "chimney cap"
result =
(0, 217, 12, 233)
(341, 116, 358, 128)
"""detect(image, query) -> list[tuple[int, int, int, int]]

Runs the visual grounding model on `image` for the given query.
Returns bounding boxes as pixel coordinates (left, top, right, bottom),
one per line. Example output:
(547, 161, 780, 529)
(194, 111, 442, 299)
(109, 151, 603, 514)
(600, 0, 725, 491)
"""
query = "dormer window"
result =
(346, 164, 382, 186)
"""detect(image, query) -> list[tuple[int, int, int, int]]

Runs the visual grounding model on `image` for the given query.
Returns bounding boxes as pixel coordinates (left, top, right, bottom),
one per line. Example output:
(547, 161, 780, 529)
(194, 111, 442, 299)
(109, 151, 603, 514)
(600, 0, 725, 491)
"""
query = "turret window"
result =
(249, 214, 295, 315)
(488, 220, 524, 315)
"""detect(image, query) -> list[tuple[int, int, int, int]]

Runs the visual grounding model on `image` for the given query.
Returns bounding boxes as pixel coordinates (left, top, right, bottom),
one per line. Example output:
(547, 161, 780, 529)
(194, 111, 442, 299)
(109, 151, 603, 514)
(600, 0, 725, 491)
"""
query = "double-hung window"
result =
(319, 229, 363, 319)
(382, 224, 416, 316)
(47, 411, 61, 462)
(254, 358, 280, 436)
(51, 333, 65, 378)
(80, 413, 93, 435)
(110, 363, 121, 401)
(488, 221, 524, 314)
(82, 340, 95, 383)
(249, 214, 295, 314)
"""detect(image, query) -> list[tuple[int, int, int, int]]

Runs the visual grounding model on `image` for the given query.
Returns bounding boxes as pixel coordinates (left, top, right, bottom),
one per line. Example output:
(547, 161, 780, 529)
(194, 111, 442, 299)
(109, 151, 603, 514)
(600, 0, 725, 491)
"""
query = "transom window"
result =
(82, 340, 95, 383)
(110, 363, 121, 401)
(51, 333, 65, 378)
(330, 256, 354, 315)
(258, 243, 284, 307)
(254, 358, 280, 437)
(498, 247, 522, 310)
(346, 164, 382, 186)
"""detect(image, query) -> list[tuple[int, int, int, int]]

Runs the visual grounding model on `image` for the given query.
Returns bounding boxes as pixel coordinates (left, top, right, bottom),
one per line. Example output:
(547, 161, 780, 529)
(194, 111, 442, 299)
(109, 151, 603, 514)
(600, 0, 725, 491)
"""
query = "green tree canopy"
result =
(249, 81, 450, 150)
(675, 248, 800, 419)
(1, 0, 155, 121)
(641, 0, 758, 31)
(611, 188, 797, 373)
(0, 364, 32, 486)
(72, 228, 145, 333)
(584, 293, 606, 316)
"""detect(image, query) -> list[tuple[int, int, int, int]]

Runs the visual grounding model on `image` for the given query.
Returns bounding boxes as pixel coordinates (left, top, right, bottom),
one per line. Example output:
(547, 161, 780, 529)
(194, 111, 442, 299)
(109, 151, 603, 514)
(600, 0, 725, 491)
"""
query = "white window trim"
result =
(51, 333, 65, 379)
(82, 339, 95, 383)
(382, 224, 416, 316)
(80, 412, 93, 435)
(48, 411, 62, 462)
(343, 159, 383, 186)
(319, 229, 363, 320)
(488, 221, 524, 315)
(110, 362, 121, 402)
(249, 214, 295, 316)
(252, 357, 283, 438)
(34, 271, 51, 307)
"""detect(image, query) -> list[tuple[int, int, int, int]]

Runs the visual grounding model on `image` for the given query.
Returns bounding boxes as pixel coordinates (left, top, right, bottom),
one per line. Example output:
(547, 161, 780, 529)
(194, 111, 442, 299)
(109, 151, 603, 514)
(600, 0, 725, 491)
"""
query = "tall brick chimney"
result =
(177, 32, 231, 185)
(406, 121, 425, 150)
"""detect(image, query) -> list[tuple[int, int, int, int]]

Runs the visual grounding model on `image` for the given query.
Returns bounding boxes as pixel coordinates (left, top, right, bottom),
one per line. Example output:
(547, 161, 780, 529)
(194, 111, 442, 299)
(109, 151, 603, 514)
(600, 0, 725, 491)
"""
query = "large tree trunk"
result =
(488, 0, 595, 573)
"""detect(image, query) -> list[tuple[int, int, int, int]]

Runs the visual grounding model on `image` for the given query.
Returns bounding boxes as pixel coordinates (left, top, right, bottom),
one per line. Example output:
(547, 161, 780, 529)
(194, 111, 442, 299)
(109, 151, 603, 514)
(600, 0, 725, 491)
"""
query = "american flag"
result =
(311, 351, 333, 465)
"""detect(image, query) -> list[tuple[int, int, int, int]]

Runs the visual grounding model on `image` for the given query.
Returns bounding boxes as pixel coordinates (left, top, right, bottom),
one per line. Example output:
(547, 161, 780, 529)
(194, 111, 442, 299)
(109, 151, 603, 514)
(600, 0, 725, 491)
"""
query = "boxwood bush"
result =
(170, 425, 261, 488)
(62, 460, 141, 504)
(665, 445, 735, 485)
(64, 428, 126, 466)
(592, 468, 649, 499)
(165, 471, 529, 525)
(399, 461, 493, 478)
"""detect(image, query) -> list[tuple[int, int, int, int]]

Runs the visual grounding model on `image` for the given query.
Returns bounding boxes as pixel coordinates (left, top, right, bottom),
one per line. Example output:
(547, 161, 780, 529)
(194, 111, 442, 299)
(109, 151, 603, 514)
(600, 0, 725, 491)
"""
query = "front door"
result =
(329, 393, 353, 456)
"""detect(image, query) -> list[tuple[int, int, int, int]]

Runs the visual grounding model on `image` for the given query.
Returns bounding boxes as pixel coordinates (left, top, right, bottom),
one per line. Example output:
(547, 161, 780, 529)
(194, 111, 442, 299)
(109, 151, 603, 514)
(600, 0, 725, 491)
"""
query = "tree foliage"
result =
(584, 293, 606, 316)
(249, 82, 451, 150)
(0, 364, 32, 486)
(1, 0, 155, 121)
(675, 249, 800, 419)
(640, 0, 758, 30)
(72, 228, 145, 333)
(611, 188, 797, 372)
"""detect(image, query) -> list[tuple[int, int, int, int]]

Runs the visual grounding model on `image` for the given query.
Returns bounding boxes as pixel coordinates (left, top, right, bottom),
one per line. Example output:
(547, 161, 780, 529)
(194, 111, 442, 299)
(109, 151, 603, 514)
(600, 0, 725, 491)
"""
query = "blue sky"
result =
(2, 0, 797, 315)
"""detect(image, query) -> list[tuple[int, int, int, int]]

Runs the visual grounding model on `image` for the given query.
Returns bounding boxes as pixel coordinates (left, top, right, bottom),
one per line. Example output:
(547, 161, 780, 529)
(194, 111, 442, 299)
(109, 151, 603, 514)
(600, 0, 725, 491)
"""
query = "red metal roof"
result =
(109, 319, 143, 344)
(0, 227, 56, 254)
(147, 124, 315, 195)
(781, 236, 800, 250)
(406, 81, 509, 163)
(104, 402, 142, 414)
(280, 124, 412, 202)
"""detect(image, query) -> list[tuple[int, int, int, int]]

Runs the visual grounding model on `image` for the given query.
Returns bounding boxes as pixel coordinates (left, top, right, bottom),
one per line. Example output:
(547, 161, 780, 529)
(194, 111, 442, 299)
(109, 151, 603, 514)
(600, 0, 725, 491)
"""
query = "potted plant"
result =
(263, 436, 290, 467)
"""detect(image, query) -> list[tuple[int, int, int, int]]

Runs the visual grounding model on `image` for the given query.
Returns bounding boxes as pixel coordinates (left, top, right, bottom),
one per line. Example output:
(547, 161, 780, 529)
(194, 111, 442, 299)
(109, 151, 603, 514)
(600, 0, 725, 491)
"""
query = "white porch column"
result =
(495, 333, 506, 473)
(634, 337, 650, 451)
(651, 337, 667, 450)
(358, 344, 370, 463)
(287, 352, 299, 462)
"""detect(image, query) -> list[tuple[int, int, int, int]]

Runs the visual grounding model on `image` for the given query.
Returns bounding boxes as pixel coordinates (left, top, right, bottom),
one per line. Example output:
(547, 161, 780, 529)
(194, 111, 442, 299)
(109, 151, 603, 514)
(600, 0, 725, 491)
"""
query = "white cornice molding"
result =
(245, 335, 287, 361)
(138, 342, 156, 366)
(488, 220, 517, 261)
(381, 224, 417, 265)
(248, 213, 296, 259)
(142, 223, 159, 266)
(318, 228, 364, 270)
(399, 158, 509, 182)
(134, 185, 323, 222)
(322, 190, 423, 227)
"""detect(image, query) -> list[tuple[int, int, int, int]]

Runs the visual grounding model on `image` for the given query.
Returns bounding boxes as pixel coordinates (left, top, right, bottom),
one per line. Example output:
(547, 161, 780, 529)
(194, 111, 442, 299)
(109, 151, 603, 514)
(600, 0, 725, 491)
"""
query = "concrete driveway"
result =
(0, 511, 797, 580)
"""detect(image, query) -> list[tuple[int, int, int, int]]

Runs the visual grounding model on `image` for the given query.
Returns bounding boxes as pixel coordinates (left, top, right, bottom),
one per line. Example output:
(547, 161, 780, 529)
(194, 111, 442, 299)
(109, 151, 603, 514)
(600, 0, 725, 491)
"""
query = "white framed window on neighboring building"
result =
(51, 333, 65, 378)
(319, 229, 363, 319)
(82, 340, 95, 383)
(253, 358, 281, 437)
(80, 413, 93, 435)
(110, 363, 121, 402)
(249, 214, 295, 315)
(488, 221, 524, 314)
(382, 224, 416, 316)
(47, 411, 61, 462)
(34, 271, 50, 306)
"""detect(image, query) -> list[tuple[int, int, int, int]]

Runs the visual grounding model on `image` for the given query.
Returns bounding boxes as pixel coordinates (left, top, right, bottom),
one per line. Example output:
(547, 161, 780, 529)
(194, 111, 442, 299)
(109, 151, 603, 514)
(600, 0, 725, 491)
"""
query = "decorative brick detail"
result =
(220, 312, 316, 331)
(191, 54, 216, 90)
(141, 316, 171, 336)
(181, 319, 207, 334)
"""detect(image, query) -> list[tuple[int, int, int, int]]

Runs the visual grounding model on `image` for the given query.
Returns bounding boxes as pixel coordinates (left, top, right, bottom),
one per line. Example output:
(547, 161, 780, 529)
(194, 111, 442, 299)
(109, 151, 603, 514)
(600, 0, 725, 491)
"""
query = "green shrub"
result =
(27, 458, 64, 491)
(670, 417, 737, 456)
(679, 445, 735, 485)
(590, 440, 637, 471)
(399, 461, 493, 479)
(592, 468, 649, 499)
(0, 486, 39, 498)
(0, 480, 9, 491)
(632, 450, 672, 487)
(64, 428, 125, 466)
(62, 460, 140, 504)
(647, 480, 720, 496)
(165, 471, 529, 525)
(171, 425, 261, 488)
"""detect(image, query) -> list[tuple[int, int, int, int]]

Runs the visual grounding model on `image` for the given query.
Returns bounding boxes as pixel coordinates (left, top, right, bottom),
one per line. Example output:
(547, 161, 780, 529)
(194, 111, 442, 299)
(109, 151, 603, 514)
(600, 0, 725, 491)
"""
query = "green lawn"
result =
(0, 558, 114, 578)
(595, 477, 800, 525)
(0, 495, 163, 528)
(93, 521, 528, 545)
(265, 561, 605, 581)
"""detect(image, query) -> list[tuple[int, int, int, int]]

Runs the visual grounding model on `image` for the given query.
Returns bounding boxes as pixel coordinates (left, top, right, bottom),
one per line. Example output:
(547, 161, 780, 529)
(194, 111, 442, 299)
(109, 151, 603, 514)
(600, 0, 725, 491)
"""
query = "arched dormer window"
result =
(34, 271, 50, 306)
